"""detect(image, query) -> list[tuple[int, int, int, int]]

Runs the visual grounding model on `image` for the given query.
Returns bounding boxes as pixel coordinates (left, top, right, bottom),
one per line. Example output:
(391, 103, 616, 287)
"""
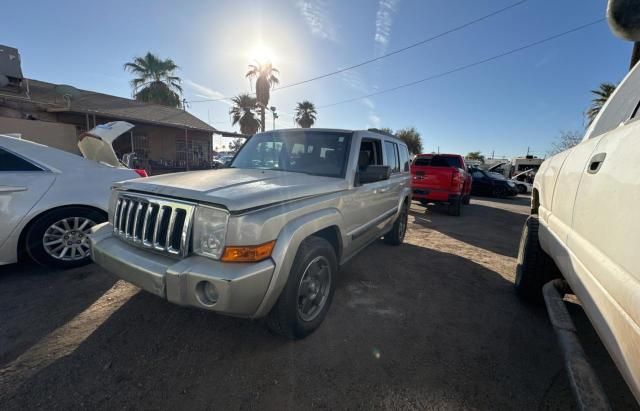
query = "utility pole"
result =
(270, 106, 278, 130)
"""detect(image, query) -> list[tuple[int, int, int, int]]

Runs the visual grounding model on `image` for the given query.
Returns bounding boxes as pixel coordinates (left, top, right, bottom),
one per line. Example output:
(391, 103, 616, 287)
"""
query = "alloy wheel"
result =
(297, 256, 332, 322)
(42, 217, 96, 261)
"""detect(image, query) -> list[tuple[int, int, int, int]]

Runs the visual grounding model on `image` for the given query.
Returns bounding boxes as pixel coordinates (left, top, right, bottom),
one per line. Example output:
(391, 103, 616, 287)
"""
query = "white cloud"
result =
(361, 98, 375, 110)
(374, 0, 400, 56)
(368, 113, 381, 129)
(185, 79, 226, 100)
(296, 0, 337, 42)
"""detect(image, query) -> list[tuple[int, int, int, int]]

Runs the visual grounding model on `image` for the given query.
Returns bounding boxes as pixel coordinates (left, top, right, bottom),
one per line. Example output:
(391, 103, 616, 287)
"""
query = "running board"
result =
(542, 279, 611, 411)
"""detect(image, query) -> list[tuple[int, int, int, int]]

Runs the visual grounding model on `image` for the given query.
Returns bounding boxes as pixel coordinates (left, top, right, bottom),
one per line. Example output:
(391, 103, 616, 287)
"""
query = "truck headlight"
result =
(193, 205, 229, 260)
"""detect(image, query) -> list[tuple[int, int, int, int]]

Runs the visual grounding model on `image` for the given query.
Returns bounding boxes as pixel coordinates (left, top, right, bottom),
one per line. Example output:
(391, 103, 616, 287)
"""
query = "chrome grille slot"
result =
(112, 193, 195, 257)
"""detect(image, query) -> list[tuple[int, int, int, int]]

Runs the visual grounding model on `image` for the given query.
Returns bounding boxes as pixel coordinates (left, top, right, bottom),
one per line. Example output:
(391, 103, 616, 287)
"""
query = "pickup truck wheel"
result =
(514, 216, 561, 302)
(25, 207, 105, 269)
(462, 194, 471, 205)
(266, 236, 337, 339)
(447, 197, 462, 216)
(384, 203, 408, 245)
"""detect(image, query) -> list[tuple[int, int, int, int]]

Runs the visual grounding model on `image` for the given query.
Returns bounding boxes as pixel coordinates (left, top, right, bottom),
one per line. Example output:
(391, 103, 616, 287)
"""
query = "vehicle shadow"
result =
(410, 201, 528, 258)
(0, 261, 116, 368)
(1, 242, 581, 410)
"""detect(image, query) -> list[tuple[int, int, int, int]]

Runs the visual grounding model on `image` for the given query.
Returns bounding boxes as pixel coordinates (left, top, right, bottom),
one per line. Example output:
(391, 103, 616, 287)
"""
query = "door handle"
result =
(0, 186, 27, 193)
(587, 153, 606, 174)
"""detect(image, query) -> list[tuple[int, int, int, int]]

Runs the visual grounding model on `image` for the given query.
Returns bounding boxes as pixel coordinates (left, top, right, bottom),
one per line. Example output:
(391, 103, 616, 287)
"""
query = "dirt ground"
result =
(0, 195, 637, 410)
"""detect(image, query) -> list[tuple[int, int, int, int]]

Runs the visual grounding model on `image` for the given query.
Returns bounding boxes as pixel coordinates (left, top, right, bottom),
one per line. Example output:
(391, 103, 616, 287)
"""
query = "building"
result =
(0, 45, 232, 175)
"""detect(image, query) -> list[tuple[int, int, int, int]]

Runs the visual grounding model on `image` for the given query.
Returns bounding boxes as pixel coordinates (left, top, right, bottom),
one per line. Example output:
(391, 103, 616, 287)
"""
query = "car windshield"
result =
(231, 131, 351, 177)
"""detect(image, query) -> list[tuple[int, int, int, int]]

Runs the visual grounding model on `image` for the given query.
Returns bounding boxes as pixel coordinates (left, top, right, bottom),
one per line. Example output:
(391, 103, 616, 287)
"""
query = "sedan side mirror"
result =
(357, 165, 391, 185)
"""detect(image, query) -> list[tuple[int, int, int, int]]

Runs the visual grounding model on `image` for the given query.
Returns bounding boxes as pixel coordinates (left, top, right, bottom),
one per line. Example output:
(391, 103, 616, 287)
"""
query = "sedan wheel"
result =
(42, 217, 96, 261)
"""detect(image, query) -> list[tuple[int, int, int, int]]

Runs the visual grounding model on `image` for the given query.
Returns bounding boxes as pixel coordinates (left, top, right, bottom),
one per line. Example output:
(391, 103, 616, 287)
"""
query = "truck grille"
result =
(112, 193, 195, 257)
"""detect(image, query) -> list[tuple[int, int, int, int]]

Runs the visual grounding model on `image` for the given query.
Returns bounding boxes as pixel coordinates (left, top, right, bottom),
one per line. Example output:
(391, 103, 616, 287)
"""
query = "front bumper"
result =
(89, 223, 275, 318)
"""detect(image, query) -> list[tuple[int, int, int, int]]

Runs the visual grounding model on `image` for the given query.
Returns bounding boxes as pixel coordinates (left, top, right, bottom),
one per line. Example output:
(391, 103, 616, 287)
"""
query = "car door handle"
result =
(0, 186, 27, 193)
(587, 153, 606, 174)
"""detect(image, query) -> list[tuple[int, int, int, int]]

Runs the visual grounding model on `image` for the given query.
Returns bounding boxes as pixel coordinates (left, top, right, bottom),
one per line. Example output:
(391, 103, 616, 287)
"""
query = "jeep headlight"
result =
(193, 206, 229, 259)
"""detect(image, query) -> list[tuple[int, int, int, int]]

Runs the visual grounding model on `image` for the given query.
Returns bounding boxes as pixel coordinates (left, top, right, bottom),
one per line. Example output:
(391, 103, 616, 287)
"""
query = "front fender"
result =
(251, 208, 343, 318)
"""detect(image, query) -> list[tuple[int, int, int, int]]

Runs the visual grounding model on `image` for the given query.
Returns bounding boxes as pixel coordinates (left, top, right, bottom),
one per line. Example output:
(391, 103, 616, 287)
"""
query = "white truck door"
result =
(0, 147, 56, 251)
(567, 118, 640, 401)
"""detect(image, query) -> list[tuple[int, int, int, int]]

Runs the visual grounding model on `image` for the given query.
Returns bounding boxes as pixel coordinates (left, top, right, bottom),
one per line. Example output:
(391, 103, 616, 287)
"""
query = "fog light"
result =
(196, 281, 218, 306)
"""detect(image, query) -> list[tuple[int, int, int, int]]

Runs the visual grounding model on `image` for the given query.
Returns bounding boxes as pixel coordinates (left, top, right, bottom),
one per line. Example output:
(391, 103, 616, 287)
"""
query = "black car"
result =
(469, 168, 518, 198)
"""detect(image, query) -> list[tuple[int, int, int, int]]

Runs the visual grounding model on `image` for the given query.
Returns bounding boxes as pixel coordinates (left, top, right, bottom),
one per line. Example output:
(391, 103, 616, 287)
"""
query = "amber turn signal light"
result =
(221, 240, 276, 262)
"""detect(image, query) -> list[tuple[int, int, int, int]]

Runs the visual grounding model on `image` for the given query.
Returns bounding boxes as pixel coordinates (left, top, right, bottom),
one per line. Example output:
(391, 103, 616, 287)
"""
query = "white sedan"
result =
(0, 121, 143, 268)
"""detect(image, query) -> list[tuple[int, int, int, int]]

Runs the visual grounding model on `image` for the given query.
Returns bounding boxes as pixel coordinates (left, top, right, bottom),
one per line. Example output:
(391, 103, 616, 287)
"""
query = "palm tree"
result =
(586, 83, 616, 125)
(294, 101, 317, 128)
(124, 52, 183, 108)
(245, 62, 279, 132)
(229, 93, 261, 135)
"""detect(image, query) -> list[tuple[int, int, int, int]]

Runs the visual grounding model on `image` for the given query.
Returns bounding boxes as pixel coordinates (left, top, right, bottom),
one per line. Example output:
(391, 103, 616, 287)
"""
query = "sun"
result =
(248, 43, 277, 65)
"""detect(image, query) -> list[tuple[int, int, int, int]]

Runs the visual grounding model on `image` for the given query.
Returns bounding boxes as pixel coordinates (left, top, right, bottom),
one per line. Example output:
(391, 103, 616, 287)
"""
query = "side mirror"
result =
(608, 0, 640, 41)
(357, 165, 391, 185)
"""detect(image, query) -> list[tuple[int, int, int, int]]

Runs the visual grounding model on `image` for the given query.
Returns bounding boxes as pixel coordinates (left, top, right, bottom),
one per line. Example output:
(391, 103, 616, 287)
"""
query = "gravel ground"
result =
(0, 195, 637, 410)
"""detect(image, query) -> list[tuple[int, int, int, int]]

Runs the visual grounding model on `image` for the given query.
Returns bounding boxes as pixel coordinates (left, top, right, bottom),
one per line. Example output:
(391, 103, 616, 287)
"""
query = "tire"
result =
(493, 186, 506, 198)
(266, 236, 337, 339)
(517, 184, 527, 194)
(462, 194, 471, 205)
(419, 200, 429, 207)
(25, 207, 105, 269)
(447, 197, 462, 216)
(514, 216, 561, 302)
(384, 202, 408, 245)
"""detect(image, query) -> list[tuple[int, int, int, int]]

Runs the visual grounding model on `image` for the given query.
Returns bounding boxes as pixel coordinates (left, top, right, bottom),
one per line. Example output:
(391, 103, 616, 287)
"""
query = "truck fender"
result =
(252, 208, 344, 318)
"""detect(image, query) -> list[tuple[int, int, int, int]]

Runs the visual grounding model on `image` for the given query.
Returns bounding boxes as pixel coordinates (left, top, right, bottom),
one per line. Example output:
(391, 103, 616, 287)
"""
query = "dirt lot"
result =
(0, 196, 637, 410)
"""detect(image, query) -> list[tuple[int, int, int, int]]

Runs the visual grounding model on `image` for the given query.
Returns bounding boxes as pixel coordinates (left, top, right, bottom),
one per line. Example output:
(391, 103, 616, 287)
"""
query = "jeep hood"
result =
(114, 168, 348, 212)
(78, 121, 134, 167)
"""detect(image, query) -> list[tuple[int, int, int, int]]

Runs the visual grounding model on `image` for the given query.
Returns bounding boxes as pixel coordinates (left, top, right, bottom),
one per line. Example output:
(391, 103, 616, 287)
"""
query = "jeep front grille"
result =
(112, 193, 195, 257)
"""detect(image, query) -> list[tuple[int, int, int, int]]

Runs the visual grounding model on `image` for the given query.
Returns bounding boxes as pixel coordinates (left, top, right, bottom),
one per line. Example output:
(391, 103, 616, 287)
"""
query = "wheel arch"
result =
(531, 188, 540, 215)
(17, 204, 108, 261)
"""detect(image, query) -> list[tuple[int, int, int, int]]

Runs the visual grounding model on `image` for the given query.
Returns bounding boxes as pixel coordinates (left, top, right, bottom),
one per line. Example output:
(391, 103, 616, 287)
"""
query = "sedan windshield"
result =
(231, 131, 352, 177)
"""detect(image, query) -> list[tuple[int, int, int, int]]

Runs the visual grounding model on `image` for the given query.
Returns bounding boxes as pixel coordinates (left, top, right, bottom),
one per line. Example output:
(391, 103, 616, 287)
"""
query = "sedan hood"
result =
(114, 168, 347, 212)
(78, 121, 134, 167)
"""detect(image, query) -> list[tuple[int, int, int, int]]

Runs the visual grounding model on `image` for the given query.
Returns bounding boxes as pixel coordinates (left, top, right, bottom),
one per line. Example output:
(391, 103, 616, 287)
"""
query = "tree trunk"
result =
(630, 41, 640, 71)
(261, 106, 266, 132)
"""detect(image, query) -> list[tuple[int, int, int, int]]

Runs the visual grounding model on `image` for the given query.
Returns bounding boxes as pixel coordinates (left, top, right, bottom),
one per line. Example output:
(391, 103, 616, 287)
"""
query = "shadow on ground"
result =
(0, 261, 116, 368)
(4, 242, 568, 410)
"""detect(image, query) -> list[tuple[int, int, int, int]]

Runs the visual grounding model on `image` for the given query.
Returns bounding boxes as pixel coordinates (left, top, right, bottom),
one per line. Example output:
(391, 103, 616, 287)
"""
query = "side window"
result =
(0, 148, 42, 171)
(358, 138, 383, 168)
(588, 64, 640, 139)
(398, 145, 410, 172)
(384, 142, 400, 174)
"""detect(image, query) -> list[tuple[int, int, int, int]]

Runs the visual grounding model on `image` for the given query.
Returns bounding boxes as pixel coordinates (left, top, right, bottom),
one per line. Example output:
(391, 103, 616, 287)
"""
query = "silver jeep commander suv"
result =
(90, 129, 412, 339)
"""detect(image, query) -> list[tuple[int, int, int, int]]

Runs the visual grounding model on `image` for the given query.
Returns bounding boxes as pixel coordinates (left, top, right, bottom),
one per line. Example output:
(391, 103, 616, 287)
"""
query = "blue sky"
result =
(2, 0, 632, 157)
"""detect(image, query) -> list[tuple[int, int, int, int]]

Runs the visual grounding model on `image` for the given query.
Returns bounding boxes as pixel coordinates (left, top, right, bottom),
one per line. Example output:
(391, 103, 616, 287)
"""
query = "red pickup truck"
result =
(410, 154, 472, 216)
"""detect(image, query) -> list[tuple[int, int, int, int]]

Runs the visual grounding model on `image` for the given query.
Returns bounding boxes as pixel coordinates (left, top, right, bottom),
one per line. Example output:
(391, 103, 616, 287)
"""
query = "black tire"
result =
(384, 202, 408, 245)
(447, 197, 462, 216)
(462, 194, 471, 205)
(514, 216, 561, 302)
(25, 207, 105, 269)
(419, 200, 429, 207)
(267, 236, 337, 339)
(517, 184, 527, 194)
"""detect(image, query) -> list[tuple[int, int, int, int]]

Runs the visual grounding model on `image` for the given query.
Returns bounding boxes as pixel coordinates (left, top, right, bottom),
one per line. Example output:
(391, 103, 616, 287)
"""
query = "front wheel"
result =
(25, 207, 105, 269)
(517, 184, 527, 194)
(514, 216, 561, 302)
(267, 236, 337, 339)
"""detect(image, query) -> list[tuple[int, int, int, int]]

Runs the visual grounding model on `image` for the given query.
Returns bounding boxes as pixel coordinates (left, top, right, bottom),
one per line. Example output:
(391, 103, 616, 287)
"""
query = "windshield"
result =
(231, 131, 351, 177)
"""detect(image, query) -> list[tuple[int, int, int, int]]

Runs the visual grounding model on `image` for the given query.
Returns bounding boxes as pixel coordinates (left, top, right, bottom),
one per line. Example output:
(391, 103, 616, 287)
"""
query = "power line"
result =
(317, 18, 605, 109)
(187, 0, 528, 103)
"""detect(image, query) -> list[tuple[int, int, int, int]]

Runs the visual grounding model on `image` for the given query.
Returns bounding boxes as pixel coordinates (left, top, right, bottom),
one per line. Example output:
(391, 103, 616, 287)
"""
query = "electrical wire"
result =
(187, 0, 528, 103)
(317, 18, 605, 109)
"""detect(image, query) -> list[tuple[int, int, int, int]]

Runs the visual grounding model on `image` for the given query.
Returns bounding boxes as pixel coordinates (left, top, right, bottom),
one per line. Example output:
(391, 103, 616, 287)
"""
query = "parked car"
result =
(514, 14, 640, 399)
(410, 153, 472, 216)
(0, 121, 143, 268)
(469, 168, 518, 197)
(510, 170, 534, 194)
(90, 129, 412, 339)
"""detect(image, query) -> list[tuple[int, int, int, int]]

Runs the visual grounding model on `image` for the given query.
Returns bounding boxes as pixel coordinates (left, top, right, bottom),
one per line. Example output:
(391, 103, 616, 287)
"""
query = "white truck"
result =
(514, 4, 640, 400)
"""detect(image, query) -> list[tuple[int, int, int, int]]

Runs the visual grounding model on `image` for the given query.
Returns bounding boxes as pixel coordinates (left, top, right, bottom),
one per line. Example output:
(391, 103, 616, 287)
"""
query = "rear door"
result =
(382, 140, 404, 213)
(0, 146, 55, 249)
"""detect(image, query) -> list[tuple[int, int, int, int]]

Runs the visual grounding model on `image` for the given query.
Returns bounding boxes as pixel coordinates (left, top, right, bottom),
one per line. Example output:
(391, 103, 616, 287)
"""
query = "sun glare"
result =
(248, 43, 277, 65)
